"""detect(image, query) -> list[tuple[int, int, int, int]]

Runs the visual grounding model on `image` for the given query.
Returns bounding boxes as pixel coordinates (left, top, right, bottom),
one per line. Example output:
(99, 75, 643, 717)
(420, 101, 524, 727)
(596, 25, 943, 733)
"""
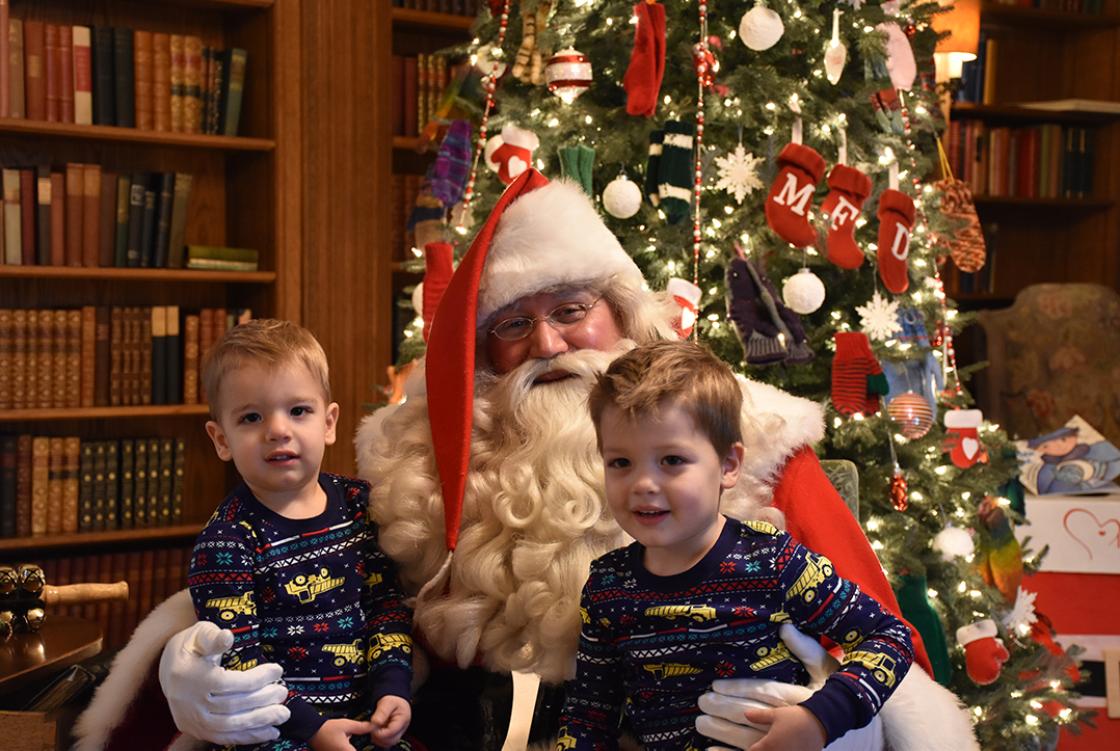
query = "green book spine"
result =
(104, 440, 119, 529)
(131, 438, 146, 528)
(172, 437, 185, 525)
(146, 437, 160, 527)
(166, 173, 192, 269)
(91, 441, 106, 531)
(79, 441, 95, 532)
(157, 437, 173, 526)
(118, 439, 134, 529)
(220, 48, 246, 136)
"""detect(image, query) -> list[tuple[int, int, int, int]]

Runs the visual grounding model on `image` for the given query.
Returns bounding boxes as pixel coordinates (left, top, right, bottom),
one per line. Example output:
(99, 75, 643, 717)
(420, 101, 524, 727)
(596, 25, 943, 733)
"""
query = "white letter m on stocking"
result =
(773, 173, 814, 216)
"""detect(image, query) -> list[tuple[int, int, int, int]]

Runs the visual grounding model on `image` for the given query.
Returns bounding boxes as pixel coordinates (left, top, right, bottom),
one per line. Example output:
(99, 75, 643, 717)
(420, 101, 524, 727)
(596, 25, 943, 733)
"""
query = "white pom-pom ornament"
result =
(782, 268, 826, 314)
(412, 282, 424, 316)
(933, 526, 975, 561)
(740, 4, 784, 52)
(602, 176, 642, 219)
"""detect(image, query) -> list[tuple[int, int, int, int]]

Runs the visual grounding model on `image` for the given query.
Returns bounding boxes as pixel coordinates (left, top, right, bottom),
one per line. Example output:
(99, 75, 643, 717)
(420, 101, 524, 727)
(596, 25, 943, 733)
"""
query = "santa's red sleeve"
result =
(770, 445, 934, 676)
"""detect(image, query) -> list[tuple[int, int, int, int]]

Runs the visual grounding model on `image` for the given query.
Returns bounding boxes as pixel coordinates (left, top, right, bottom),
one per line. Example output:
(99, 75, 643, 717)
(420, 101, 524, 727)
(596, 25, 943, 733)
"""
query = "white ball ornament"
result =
(782, 268, 826, 314)
(602, 177, 642, 219)
(739, 4, 784, 52)
(933, 526, 975, 562)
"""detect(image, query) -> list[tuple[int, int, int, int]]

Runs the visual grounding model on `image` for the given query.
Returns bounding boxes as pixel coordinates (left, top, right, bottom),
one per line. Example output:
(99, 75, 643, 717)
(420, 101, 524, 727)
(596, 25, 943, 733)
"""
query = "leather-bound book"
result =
(152, 33, 170, 131)
(80, 305, 96, 407)
(72, 26, 92, 125)
(82, 163, 101, 266)
(133, 29, 152, 130)
(112, 27, 134, 127)
(91, 26, 114, 125)
(64, 163, 84, 266)
(23, 20, 45, 120)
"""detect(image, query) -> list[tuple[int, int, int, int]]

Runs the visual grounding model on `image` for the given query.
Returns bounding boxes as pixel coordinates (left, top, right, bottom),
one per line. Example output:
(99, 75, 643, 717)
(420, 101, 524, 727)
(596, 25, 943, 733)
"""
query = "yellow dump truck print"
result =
(556, 727, 577, 749)
(364, 571, 383, 588)
(224, 652, 258, 671)
(643, 604, 717, 623)
(367, 632, 413, 661)
(845, 650, 899, 688)
(786, 554, 834, 604)
(205, 591, 256, 621)
(322, 640, 366, 667)
(580, 606, 590, 624)
(643, 663, 703, 679)
(750, 642, 793, 671)
(283, 567, 346, 604)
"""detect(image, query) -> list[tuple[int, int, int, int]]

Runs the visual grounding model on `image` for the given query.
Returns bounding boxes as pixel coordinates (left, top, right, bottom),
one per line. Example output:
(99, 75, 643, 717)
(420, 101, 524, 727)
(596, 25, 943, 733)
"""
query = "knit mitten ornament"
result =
(645, 129, 663, 205)
(876, 188, 915, 294)
(490, 124, 540, 185)
(658, 120, 695, 224)
(667, 278, 701, 339)
(558, 144, 595, 196)
(727, 257, 813, 366)
(511, 0, 552, 85)
(765, 142, 826, 247)
(944, 408, 988, 469)
(623, 1, 666, 117)
(956, 619, 1009, 686)
(935, 176, 987, 272)
(820, 164, 872, 269)
(429, 119, 473, 208)
(894, 574, 953, 686)
(831, 331, 887, 415)
(421, 241, 454, 342)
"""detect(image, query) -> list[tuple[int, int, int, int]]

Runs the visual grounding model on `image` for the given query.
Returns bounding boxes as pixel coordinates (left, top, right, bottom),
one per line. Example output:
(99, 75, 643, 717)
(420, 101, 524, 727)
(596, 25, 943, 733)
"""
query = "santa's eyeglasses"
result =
(488, 297, 604, 342)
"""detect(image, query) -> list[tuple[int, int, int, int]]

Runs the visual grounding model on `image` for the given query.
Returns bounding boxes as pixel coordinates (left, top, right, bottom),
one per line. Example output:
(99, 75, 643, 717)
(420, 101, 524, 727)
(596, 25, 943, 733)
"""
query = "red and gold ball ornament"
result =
(887, 392, 935, 439)
(544, 47, 592, 104)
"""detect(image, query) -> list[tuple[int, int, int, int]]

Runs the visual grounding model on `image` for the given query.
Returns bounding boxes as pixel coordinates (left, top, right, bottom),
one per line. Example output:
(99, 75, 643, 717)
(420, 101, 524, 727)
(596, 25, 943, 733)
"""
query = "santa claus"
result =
(73, 170, 976, 751)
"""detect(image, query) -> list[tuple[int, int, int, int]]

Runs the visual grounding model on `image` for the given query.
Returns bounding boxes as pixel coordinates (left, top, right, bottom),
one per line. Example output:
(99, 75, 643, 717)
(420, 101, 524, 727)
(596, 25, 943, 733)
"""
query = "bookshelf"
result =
(0, 0, 299, 650)
(944, 0, 1120, 305)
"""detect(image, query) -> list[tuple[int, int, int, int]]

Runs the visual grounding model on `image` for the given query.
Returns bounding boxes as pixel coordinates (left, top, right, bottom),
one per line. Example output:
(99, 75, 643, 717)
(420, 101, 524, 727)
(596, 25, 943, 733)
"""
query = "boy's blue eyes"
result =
(236, 406, 311, 423)
(606, 456, 689, 468)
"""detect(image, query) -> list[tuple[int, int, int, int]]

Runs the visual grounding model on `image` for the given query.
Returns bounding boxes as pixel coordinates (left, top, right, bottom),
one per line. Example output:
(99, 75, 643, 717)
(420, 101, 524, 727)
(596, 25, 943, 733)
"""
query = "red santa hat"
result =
(425, 168, 643, 554)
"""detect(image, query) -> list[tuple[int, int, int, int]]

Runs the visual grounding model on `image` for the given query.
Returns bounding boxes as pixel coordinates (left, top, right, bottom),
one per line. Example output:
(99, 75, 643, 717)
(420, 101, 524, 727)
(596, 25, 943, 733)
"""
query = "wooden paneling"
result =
(299, 0, 393, 475)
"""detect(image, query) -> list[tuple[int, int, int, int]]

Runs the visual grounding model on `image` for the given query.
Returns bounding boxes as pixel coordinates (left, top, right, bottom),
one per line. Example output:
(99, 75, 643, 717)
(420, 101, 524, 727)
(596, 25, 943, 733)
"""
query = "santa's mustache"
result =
(479, 342, 634, 407)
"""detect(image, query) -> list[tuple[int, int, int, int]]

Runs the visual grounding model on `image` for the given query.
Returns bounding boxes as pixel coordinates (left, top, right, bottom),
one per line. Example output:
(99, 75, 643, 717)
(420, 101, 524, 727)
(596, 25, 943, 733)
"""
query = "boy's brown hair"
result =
(201, 319, 331, 417)
(588, 340, 743, 456)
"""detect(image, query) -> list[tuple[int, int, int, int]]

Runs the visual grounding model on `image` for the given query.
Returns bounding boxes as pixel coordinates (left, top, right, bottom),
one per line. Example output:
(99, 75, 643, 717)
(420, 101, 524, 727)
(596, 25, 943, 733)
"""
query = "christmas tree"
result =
(398, 0, 1084, 747)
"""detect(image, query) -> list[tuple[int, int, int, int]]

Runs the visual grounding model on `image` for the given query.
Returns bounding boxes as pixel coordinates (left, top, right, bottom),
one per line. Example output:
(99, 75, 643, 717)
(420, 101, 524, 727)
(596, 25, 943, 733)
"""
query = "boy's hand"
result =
(309, 718, 375, 751)
(743, 705, 825, 751)
(370, 695, 411, 748)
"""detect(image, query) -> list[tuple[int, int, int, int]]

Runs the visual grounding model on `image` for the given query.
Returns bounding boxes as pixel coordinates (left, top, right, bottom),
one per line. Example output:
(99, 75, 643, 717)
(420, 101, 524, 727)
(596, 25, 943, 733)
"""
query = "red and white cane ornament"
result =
(456, 0, 513, 232)
(544, 47, 593, 104)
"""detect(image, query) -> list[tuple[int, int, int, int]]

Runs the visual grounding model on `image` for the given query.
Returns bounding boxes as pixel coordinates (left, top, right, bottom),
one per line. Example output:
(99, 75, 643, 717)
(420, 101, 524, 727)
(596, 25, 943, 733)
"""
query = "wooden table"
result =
(0, 617, 103, 699)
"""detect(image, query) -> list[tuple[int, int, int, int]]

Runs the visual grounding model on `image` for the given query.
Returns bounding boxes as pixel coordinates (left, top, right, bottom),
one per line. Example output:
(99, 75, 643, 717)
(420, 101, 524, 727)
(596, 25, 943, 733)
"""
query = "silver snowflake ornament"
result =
(856, 291, 902, 341)
(714, 144, 763, 204)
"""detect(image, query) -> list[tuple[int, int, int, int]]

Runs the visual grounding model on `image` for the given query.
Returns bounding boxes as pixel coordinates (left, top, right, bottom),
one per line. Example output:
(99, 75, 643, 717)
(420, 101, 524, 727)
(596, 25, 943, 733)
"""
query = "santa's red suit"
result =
(73, 171, 975, 751)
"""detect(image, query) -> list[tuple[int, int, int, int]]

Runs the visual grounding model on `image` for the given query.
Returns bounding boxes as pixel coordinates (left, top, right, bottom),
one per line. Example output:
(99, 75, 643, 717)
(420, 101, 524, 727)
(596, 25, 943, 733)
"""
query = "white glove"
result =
(696, 623, 884, 751)
(158, 621, 291, 746)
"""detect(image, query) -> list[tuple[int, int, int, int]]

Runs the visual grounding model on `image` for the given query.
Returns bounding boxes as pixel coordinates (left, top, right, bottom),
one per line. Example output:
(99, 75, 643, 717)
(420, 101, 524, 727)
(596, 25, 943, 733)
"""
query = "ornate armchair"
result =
(973, 283, 1120, 445)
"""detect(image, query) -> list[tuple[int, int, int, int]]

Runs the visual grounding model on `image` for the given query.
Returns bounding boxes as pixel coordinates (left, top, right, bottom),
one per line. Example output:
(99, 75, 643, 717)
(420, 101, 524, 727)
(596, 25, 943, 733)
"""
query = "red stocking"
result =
(624, 2, 666, 117)
(876, 188, 914, 293)
(765, 142, 825, 248)
(821, 164, 872, 269)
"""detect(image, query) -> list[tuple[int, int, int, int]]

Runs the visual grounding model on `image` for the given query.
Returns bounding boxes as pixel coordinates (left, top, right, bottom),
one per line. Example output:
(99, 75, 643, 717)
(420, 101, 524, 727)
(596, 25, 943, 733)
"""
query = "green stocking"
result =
(559, 144, 595, 196)
(894, 573, 953, 686)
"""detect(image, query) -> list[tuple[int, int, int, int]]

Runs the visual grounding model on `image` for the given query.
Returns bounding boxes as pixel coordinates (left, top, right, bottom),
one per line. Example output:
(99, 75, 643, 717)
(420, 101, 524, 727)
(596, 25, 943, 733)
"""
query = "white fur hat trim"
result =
(478, 178, 644, 324)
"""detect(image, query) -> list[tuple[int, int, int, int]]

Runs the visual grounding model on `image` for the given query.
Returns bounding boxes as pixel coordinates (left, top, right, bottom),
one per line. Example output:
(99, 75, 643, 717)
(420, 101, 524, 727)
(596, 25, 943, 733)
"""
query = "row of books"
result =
(391, 173, 425, 262)
(955, 34, 997, 106)
(390, 0, 481, 15)
(0, 306, 250, 411)
(391, 53, 451, 138)
(943, 121, 1095, 199)
(0, 434, 187, 539)
(0, 166, 193, 269)
(21, 545, 193, 650)
(0, 14, 247, 135)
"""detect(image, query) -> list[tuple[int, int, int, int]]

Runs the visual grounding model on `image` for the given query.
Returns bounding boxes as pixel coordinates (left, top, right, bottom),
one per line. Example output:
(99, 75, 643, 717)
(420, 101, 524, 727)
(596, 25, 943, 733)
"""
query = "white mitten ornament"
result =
(487, 123, 540, 185)
(956, 619, 1010, 686)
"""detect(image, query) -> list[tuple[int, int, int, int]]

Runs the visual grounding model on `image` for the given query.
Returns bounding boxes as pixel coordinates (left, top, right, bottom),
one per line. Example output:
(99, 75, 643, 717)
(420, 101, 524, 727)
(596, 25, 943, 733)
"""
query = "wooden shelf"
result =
(0, 118, 275, 151)
(0, 524, 203, 554)
(390, 8, 476, 32)
(981, 3, 1120, 29)
(0, 266, 275, 283)
(973, 196, 1113, 209)
(0, 405, 210, 423)
(950, 102, 1120, 124)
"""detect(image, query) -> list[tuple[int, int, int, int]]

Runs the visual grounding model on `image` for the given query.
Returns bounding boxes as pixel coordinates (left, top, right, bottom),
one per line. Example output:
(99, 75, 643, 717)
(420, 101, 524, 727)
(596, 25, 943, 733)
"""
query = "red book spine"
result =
(0, 0, 10, 119)
(23, 20, 45, 121)
(44, 23, 60, 121)
(72, 26, 93, 125)
(58, 23, 74, 122)
(65, 163, 84, 266)
(50, 171, 65, 266)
